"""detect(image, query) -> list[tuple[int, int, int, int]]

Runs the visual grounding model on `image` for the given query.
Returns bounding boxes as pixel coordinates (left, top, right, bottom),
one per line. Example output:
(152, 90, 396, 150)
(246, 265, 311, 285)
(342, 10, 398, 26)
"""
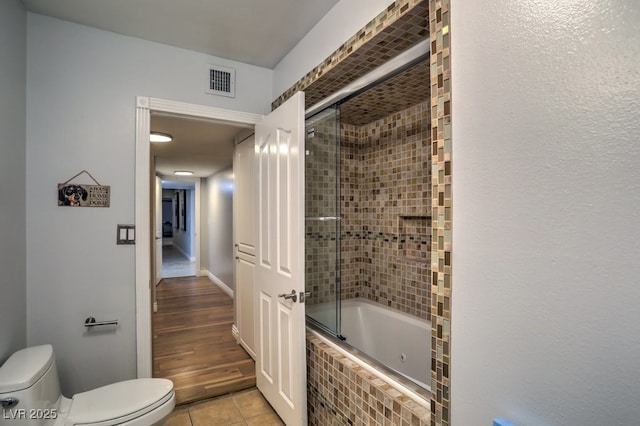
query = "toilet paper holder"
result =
(84, 317, 118, 327)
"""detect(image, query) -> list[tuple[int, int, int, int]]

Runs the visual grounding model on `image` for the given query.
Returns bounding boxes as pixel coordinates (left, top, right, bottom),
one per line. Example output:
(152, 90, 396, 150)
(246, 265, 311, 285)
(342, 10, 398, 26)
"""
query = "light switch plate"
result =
(117, 225, 135, 245)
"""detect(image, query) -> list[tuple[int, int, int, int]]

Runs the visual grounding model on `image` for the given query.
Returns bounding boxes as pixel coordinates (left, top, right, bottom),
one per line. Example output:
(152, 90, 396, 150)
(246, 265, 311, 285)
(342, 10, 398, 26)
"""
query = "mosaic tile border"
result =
(428, 0, 452, 425)
(272, 0, 427, 111)
(307, 331, 431, 426)
(307, 231, 430, 247)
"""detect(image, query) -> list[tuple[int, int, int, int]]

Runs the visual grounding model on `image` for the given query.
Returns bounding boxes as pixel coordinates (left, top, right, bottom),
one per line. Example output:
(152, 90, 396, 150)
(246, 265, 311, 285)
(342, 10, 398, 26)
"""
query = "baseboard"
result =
(240, 340, 257, 361)
(231, 324, 239, 342)
(232, 325, 256, 360)
(207, 271, 234, 299)
(197, 269, 208, 277)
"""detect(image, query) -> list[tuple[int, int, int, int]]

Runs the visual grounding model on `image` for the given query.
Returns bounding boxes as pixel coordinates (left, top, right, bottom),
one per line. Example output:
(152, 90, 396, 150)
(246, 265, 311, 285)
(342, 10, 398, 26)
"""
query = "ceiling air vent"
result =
(205, 65, 235, 98)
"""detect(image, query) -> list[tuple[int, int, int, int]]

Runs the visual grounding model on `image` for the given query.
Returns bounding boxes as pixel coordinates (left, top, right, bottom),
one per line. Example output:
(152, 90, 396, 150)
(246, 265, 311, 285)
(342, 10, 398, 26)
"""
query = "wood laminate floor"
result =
(153, 276, 256, 405)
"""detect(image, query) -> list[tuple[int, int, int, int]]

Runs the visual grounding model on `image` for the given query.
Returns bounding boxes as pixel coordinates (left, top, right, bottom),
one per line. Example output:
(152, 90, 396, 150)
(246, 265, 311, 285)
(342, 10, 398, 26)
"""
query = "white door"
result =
(234, 135, 256, 255)
(254, 91, 306, 425)
(154, 176, 163, 285)
(236, 252, 256, 358)
(234, 135, 257, 358)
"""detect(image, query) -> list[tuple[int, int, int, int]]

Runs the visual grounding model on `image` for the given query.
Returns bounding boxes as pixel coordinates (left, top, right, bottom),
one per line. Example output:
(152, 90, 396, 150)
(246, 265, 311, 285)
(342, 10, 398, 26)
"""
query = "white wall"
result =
(450, 1, 640, 425)
(272, 0, 394, 100)
(0, 0, 26, 364)
(25, 13, 273, 395)
(206, 168, 234, 291)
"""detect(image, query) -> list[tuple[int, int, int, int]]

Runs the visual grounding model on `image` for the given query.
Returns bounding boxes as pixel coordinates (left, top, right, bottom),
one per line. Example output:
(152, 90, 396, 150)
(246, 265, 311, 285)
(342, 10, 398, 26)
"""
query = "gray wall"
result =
(450, 1, 640, 425)
(206, 168, 234, 290)
(0, 0, 27, 364)
(25, 13, 272, 395)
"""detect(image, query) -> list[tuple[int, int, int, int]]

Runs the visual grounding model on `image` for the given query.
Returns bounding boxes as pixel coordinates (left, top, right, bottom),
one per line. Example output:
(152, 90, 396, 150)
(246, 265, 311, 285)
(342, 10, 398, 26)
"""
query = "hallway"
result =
(162, 245, 196, 278)
(153, 276, 255, 405)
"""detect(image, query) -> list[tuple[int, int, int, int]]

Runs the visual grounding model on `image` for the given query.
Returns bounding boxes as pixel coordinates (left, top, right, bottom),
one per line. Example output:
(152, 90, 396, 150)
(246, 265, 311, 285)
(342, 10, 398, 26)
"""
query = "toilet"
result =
(0, 345, 175, 425)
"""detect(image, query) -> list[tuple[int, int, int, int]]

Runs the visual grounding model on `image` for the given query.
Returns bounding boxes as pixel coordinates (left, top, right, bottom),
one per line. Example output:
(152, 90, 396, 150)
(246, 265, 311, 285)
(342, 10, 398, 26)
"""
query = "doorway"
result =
(135, 96, 262, 394)
(160, 181, 197, 279)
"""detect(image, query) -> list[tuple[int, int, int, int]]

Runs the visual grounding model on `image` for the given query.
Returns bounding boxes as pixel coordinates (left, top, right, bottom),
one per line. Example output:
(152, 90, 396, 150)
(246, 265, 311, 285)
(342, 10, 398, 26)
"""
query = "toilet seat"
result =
(64, 378, 174, 426)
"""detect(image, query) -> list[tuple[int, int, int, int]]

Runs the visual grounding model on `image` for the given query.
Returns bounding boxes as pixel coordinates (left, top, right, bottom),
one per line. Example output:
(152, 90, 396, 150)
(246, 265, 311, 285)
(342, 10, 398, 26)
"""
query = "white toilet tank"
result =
(0, 345, 62, 426)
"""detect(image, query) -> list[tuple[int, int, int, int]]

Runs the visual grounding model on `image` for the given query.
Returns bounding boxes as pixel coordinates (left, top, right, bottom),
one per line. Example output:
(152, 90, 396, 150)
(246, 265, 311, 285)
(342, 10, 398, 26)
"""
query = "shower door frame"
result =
(304, 104, 343, 338)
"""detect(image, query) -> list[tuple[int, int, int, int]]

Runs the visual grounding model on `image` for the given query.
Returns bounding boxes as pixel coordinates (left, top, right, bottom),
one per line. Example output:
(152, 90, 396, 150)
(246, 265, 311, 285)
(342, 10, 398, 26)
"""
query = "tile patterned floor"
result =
(164, 388, 284, 426)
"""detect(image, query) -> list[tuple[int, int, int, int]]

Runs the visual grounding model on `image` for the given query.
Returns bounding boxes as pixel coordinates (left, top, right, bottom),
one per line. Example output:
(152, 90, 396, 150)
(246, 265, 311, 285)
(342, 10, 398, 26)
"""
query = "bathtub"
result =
(306, 297, 431, 391)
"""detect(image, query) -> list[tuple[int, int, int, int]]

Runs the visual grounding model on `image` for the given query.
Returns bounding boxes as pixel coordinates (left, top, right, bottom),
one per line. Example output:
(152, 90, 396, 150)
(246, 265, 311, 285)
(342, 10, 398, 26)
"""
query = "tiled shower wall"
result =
(305, 101, 431, 322)
(343, 102, 432, 320)
(306, 101, 431, 323)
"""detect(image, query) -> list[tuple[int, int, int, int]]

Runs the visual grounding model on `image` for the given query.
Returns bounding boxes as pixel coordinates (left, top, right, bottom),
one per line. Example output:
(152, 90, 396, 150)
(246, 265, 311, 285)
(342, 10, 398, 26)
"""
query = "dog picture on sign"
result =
(58, 184, 89, 206)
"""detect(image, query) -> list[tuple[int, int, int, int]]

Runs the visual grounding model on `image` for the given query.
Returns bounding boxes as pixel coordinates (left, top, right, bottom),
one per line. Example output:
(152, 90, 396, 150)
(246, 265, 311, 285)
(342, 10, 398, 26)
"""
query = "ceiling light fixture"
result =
(174, 170, 194, 176)
(150, 132, 173, 143)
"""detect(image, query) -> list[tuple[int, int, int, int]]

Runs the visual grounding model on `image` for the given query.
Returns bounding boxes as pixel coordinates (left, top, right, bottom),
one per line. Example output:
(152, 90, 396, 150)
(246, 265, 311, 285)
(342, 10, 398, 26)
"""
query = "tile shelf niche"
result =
(398, 215, 431, 263)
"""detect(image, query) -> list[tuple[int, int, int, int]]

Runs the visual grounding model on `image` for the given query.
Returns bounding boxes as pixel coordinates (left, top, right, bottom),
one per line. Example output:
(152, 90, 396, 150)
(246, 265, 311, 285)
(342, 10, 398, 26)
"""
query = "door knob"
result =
(299, 291, 311, 303)
(278, 289, 297, 303)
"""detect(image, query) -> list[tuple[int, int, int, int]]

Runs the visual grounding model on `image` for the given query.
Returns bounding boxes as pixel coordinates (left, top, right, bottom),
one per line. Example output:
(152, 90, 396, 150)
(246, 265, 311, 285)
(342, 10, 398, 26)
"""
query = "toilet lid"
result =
(65, 378, 173, 426)
(0, 345, 54, 393)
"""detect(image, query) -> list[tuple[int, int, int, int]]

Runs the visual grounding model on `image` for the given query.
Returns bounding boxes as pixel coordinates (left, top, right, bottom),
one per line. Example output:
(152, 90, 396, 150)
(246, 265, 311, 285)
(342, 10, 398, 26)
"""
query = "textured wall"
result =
(450, 0, 640, 425)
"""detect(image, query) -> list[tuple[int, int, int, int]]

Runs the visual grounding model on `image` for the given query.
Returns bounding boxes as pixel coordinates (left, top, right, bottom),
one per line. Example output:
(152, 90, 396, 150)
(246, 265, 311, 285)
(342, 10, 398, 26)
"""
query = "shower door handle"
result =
(278, 289, 297, 303)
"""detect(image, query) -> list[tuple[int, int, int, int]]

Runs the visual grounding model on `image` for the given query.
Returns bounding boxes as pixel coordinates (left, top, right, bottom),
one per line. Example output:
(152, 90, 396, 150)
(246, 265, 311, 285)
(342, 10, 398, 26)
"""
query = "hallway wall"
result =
(25, 13, 273, 395)
(0, 0, 27, 363)
(206, 168, 234, 291)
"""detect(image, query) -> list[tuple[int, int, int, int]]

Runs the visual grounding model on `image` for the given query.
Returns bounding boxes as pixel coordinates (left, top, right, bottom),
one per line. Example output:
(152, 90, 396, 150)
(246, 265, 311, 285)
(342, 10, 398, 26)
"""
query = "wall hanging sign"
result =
(58, 170, 110, 207)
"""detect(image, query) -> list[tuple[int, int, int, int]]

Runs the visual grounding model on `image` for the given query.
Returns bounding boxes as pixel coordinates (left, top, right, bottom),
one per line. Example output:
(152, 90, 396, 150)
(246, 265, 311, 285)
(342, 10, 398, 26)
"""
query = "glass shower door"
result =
(304, 106, 341, 334)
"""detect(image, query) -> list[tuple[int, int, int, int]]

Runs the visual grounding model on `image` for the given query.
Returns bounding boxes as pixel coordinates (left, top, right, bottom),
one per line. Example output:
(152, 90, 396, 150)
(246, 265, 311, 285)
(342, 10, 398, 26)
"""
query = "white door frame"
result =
(135, 96, 262, 377)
